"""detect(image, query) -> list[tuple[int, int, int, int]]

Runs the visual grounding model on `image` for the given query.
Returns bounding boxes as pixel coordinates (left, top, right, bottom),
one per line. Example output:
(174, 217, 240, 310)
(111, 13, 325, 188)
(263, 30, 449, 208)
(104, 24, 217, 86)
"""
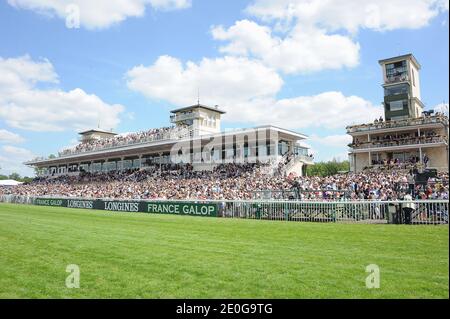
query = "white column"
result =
(419, 147, 423, 165)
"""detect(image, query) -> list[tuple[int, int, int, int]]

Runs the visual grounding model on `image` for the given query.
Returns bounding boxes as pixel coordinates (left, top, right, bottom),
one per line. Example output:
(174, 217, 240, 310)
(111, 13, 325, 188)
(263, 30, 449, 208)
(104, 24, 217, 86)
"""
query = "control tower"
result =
(170, 103, 226, 137)
(379, 54, 424, 120)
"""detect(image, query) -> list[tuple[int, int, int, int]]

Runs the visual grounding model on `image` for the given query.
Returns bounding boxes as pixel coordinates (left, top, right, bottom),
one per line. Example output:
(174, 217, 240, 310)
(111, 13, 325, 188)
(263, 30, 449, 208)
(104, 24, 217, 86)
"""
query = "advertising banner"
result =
(34, 198, 218, 217)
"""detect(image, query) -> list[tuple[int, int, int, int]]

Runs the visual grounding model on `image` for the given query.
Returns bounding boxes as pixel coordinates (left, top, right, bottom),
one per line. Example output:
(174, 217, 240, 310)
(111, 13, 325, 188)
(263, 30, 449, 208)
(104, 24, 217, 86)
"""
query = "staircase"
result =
(283, 155, 314, 176)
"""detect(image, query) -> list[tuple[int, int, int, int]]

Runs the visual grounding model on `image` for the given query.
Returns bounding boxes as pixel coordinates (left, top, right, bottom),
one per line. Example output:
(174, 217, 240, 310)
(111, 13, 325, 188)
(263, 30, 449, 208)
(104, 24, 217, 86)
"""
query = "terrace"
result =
(47, 126, 191, 160)
(349, 132, 448, 151)
(346, 114, 449, 134)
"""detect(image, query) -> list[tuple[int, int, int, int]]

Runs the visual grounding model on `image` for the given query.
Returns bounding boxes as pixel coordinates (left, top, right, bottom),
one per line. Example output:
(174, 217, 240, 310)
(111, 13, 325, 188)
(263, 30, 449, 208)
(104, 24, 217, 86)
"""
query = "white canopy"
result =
(0, 179, 23, 186)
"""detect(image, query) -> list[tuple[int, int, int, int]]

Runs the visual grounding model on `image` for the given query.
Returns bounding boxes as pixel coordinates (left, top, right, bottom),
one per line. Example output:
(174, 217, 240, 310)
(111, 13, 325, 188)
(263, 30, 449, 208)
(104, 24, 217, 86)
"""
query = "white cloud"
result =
(310, 134, 352, 147)
(0, 145, 36, 176)
(126, 55, 382, 130)
(324, 152, 350, 162)
(308, 134, 352, 161)
(246, 0, 448, 33)
(7, 0, 191, 29)
(126, 55, 283, 106)
(433, 102, 449, 115)
(0, 129, 25, 144)
(210, 1, 447, 74)
(0, 55, 124, 132)
(438, 0, 450, 10)
(246, 92, 383, 130)
(212, 20, 360, 74)
(58, 138, 79, 152)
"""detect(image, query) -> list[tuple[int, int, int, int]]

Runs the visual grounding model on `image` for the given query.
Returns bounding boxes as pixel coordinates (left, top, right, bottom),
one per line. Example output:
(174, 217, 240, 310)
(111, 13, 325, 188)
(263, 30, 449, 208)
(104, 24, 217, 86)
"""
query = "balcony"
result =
(349, 136, 448, 151)
(170, 111, 201, 123)
(24, 127, 193, 164)
(296, 155, 315, 165)
(385, 75, 409, 84)
(346, 115, 449, 134)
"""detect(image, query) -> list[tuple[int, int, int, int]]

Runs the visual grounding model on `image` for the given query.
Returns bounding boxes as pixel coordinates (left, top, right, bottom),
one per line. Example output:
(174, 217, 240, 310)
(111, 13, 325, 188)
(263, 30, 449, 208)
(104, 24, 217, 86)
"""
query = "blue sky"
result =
(0, 0, 448, 176)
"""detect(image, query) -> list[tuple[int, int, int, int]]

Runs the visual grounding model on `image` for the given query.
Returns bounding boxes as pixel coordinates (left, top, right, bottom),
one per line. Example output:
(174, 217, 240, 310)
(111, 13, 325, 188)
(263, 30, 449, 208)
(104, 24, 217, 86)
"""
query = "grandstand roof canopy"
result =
(78, 129, 118, 135)
(24, 125, 307, 167)
(171, 103, 226, 114)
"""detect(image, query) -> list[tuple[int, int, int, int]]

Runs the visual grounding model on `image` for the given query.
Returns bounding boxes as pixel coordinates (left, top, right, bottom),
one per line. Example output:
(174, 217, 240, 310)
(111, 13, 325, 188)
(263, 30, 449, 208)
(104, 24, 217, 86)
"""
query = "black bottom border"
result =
(2, 299, 448, 318)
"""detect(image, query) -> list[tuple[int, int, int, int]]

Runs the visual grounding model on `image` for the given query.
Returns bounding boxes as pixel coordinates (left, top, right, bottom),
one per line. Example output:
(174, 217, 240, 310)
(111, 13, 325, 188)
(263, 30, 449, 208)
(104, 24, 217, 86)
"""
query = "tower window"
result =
(385, 60, 408, 83)
(384, 83, 409, 96)
(389, 100, 407, 111)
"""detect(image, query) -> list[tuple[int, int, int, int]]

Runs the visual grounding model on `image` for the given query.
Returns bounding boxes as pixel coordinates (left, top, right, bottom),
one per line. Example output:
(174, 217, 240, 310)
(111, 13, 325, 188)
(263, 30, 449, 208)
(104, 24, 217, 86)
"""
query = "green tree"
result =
(307, 159, 350, 177)
(34, 167, 44, 176)
(8, 173, 21, 181)
(21, 176, 33, 183)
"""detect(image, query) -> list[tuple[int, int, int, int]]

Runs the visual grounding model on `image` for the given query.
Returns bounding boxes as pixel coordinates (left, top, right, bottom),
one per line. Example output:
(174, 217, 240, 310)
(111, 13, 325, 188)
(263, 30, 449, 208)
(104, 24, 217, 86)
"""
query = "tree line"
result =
(0, 166, 34, 183)
(306, 159, 350, 177)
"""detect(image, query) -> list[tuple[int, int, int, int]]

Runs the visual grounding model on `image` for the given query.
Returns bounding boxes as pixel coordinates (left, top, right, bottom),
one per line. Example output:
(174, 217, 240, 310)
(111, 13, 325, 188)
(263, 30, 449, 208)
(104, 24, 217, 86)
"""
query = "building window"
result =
(412, 69, 416, 87)
(385, 60, 408, 83)
(389, 100, 406, 111)
(384, 83, 409, 96)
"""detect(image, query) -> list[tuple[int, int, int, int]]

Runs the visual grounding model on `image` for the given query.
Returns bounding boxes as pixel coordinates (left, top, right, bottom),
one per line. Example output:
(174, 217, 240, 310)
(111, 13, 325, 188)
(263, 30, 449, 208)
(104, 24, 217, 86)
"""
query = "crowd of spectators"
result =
(346, 113, 448, 133)
(1, 164, 448, 201)
(59, 126, 188, 157)
(350, 129, 446, 150)
(369, 156, 425, 170)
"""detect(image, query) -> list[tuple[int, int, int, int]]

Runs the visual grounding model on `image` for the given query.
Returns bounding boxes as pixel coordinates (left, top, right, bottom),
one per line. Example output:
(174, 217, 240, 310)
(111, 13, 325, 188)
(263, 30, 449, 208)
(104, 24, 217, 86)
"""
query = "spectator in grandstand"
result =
(407, 170, 415, 196)
(423, 154, 429, 168)
(58, 126, 189, 157)
(1, 164, 448, 202)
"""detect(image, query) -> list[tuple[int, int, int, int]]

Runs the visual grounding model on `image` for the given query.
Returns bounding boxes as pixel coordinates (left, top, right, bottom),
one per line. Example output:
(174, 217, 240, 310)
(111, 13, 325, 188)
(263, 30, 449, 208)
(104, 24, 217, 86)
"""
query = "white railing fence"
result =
(218, 200, 448, 225)
(0, 195, 447, 225)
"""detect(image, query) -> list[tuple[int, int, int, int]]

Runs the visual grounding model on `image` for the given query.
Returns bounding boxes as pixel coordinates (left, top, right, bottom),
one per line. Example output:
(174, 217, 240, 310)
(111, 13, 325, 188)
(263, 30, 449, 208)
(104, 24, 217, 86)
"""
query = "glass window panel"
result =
(385, 84, 409, 96)
(390, 100, 405, 111)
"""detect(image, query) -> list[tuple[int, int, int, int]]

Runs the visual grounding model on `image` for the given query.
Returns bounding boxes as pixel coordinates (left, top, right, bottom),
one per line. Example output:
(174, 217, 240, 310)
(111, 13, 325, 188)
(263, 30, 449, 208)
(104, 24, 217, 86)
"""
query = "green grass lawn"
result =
(0, 203, 448, 298)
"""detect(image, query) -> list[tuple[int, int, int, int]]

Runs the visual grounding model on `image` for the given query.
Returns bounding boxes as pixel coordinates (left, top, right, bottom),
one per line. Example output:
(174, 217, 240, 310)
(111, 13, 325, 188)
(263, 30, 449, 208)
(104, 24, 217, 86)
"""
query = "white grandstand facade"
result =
(25, 104, 314, 177)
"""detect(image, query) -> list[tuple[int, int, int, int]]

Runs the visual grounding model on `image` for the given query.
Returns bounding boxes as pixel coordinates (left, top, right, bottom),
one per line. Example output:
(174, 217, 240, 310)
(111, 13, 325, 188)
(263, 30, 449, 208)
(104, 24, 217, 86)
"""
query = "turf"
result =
(0, 203, 448, 299)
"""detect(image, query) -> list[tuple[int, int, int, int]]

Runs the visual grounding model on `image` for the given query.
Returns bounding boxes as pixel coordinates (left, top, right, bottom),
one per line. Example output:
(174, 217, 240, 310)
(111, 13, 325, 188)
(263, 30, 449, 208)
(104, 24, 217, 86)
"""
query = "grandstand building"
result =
(25, 104, 313, 176)
(347, 54, 449, 172)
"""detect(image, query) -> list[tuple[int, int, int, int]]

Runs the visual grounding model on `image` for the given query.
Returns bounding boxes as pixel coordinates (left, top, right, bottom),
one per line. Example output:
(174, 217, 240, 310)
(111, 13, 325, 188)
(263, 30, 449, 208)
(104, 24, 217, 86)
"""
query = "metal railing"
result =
(1, 195, 447, 225)
(350, 136, 448, 150)
(385, 74, 409, 84)
(222, 200, 448, 225)
(170, 111, 201, 123)
(346, 115, 449, 134)
(295, 155, 315, 164)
